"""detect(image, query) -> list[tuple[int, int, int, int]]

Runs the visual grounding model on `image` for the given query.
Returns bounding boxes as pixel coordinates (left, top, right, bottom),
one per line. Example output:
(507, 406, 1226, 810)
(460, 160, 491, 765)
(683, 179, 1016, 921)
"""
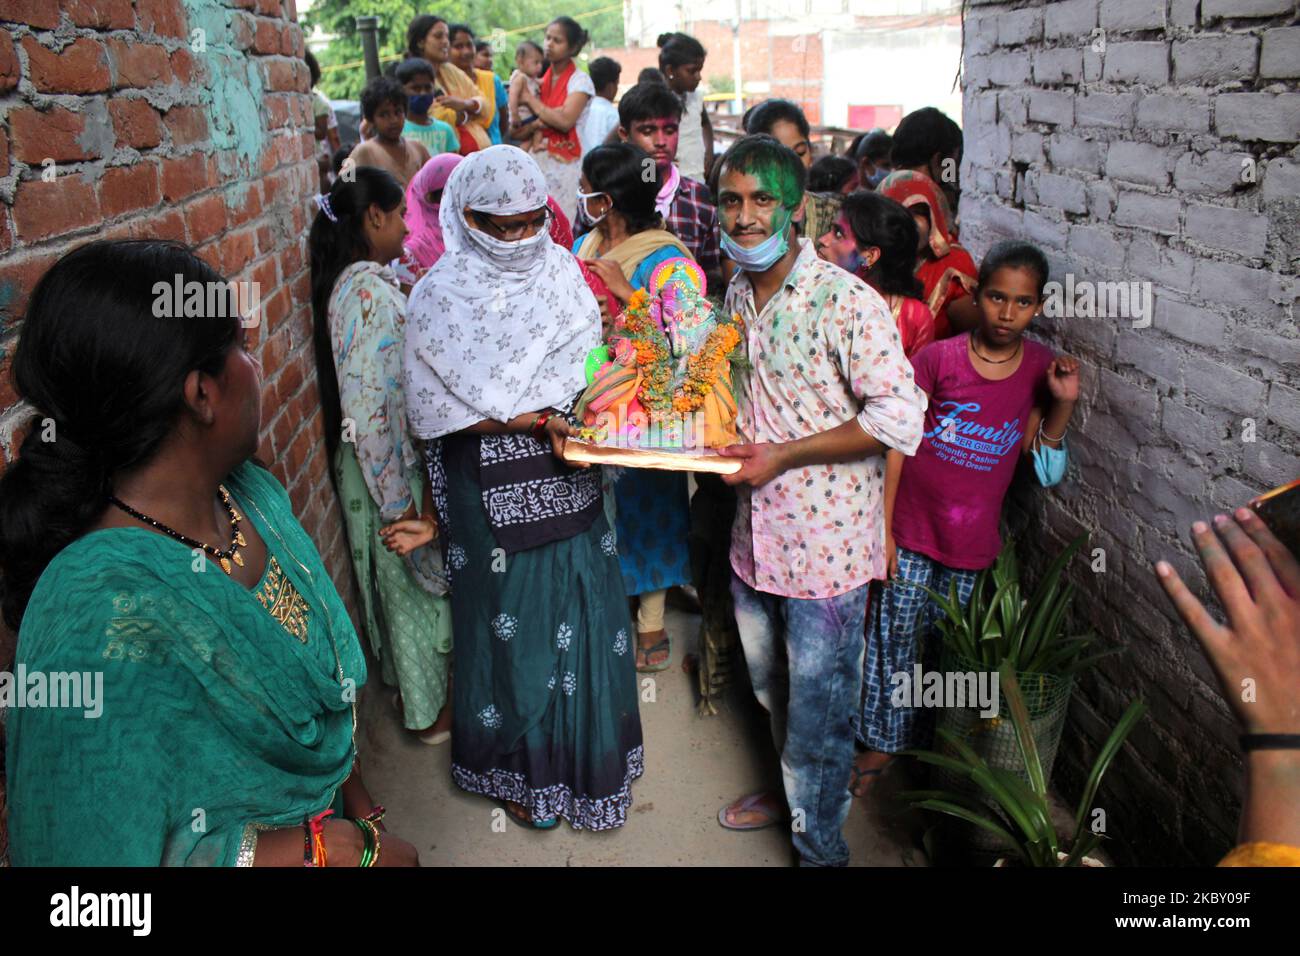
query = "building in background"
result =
(593, 0, 962, 130)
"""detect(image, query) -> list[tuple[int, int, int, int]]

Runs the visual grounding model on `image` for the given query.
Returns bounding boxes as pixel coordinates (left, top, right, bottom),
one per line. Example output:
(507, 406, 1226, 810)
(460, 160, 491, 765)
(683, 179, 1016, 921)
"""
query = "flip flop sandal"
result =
(717, 792, 786, 831)
(848, 765, 883, 797)
(636, 634, 671, 673)
(498, 801, 558, 831)
(848, 757, 895, 797)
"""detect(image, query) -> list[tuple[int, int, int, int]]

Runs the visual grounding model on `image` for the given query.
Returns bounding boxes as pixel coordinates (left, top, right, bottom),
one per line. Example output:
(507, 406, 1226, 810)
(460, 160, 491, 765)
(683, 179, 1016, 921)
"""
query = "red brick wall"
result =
(0, 0, 360, 667)
(591, 19, 825, 124)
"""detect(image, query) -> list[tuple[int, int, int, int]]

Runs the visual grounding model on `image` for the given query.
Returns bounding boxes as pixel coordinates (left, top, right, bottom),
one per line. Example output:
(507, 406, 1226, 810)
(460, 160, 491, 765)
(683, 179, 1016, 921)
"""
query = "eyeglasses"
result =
(471, 207, 552, 241)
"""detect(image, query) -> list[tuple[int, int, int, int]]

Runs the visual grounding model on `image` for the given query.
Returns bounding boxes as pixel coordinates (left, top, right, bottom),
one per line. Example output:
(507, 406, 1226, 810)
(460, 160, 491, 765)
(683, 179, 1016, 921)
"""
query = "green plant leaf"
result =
(1000, 664, 1048, 798)
(1072, 699, 1148, 840)
(1017, 533, 1087, 666)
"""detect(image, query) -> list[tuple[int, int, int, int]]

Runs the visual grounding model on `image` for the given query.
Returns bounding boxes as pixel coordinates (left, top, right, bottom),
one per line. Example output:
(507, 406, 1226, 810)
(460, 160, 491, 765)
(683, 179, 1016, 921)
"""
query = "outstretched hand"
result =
(719, 441, 789, 489)
(544, 415, 588, 469)
(379, 516, 437, 556)
(1155, 508, 1300, 735)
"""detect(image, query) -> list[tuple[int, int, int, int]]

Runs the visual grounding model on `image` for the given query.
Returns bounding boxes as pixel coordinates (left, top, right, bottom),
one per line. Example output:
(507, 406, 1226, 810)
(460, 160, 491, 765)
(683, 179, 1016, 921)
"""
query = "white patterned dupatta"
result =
(404, 144, 600, 440)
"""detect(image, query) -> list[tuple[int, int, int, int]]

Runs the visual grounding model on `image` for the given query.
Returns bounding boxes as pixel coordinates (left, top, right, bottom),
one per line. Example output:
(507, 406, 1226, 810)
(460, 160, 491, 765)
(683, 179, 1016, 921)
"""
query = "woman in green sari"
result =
(309, 167, 453, 744)
(0, 239, 418, 866)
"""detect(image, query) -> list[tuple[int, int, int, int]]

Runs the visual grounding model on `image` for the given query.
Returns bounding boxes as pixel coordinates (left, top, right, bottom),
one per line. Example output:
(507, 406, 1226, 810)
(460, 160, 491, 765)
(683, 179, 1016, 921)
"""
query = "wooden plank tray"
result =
(560, 438, 743, 474)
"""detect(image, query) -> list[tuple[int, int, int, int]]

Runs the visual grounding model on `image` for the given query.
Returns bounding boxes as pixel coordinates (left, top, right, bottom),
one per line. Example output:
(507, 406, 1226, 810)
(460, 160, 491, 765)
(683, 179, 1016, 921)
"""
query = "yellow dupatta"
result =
(434, 63, 490, 150)
(574, 228, 691, 280)
(472, 69, 497, 140)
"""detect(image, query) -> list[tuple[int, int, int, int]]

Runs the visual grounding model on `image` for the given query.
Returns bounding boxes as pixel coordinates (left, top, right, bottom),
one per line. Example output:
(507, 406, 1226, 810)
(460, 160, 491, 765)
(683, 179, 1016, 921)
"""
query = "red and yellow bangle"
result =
(305, 808, 334, 867)
(531, 410, 554, 438)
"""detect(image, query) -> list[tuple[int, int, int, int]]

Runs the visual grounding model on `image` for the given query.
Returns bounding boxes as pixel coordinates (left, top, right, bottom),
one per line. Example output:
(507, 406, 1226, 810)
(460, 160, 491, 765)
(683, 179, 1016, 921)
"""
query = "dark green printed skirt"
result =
(441, 440, 644, 829)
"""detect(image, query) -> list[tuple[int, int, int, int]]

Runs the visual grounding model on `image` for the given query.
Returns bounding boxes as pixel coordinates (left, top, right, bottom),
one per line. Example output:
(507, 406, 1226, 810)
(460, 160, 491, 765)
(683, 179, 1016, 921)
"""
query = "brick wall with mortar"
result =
(961, 0, 1298, 864)
(0, 0, 361, 667)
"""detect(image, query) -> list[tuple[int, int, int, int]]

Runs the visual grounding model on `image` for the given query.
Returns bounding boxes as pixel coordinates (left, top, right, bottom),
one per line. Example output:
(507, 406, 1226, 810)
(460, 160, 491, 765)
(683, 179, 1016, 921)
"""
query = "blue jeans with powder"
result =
(731, 573, 870, 867)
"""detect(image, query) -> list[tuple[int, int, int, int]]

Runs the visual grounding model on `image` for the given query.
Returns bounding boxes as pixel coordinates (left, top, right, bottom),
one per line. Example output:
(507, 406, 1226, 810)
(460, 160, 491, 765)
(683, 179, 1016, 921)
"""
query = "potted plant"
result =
(922, 533, 1115, 783)
(899, 665, 1144, 868)
(903, 664, 1146, 866)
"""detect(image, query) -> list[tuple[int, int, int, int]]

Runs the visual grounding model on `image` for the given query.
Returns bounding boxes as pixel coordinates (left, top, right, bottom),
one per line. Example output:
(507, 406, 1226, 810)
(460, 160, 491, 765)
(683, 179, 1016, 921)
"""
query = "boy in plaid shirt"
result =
(616, 82, 721, 289)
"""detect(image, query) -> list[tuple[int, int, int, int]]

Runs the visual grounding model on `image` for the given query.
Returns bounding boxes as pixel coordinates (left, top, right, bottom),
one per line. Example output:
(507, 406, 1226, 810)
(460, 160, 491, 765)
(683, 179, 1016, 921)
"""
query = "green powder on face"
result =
(754, 163, 802, 211)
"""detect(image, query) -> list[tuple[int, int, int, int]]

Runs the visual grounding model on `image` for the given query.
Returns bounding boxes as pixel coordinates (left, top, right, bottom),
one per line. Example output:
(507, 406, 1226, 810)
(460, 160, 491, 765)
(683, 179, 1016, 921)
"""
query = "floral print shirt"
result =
(328, 260, 420, 523)
(724, 239, 927, 599)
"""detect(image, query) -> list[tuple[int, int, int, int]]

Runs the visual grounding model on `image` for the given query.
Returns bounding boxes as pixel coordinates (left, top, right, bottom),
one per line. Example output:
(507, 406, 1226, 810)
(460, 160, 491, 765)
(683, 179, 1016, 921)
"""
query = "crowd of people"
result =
(0, 15, 1294, 869)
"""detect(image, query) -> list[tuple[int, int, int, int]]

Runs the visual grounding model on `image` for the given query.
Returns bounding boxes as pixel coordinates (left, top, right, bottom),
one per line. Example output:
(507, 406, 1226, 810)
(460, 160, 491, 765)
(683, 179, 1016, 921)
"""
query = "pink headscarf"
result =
(404, 153, 463, 269)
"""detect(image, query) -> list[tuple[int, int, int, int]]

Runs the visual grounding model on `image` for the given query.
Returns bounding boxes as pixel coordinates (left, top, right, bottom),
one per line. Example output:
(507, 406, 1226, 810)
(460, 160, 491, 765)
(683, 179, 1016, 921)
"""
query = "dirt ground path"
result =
(360, 605, 925, 866)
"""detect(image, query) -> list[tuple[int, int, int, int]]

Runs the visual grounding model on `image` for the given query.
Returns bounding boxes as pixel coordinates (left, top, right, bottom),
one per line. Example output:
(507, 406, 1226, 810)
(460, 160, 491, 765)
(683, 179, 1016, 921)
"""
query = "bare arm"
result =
(460, 409, 549, 435)
(508, 73, 524, 123)
(527, 90, 591, 134)
(459, 409, 585, 466)
(701, 106, 714, 169)
(1021, 355, 1080, 456)
(720, 416, 888, 488)
(883, 446, 905, 578)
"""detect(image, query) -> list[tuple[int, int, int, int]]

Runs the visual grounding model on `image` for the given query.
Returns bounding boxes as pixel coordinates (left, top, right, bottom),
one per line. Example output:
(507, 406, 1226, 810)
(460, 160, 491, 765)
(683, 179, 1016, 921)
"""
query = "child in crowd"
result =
(331, 144, 353, 177)
(580, 56, 622, 155)
(657, 33, 712, 181)
(803, 155, 856, 243)
(816, 190, 934, 359)
(396, 58, 459, 156)
(808, 156, 856, 194)
(744, 98, 813, 168)
(347, 76, 431, 187)
(308, 166, 454, 748)
(881, 171, 978, 340)
(306, 50, 341, 192)
(616, 81, 720, 288)
(851, 239, 1080, 797)
(508, 39, 546, 150)
(855, 128, 894, 189)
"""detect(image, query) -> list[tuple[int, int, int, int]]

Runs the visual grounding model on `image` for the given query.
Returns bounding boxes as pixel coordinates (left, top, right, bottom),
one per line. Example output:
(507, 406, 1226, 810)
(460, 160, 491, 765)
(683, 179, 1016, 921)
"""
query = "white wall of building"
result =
(823, 23, 963, 128)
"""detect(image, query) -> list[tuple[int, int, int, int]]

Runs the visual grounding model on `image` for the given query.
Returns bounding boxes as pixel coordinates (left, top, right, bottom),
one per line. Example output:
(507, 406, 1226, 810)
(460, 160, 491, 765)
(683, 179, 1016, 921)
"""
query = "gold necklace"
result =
(108, 486, 247, 574)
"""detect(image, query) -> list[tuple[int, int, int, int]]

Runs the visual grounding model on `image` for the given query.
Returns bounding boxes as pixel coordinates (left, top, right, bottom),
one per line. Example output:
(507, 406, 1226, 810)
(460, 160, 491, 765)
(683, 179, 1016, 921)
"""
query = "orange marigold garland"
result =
(597, 262, 746, 433)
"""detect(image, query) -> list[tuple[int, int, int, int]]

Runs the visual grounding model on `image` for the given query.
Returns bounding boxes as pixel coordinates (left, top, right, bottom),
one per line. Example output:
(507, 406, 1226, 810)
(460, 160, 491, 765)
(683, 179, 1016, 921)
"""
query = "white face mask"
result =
(464, 214, 551, 269)
(575, 189, 609, 227)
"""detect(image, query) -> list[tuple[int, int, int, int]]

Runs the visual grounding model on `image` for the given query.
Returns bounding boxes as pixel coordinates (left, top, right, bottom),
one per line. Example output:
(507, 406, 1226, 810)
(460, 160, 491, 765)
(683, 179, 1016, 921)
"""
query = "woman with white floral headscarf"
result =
(402, 145, 644, 830)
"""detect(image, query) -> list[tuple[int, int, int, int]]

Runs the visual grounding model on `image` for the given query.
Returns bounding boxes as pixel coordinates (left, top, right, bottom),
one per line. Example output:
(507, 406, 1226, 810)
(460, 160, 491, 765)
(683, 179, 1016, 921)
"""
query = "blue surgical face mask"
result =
(1033, 438, 1068, 487)
(721, 207, 792, 272)
(408, 93, 435, 115)
(867, 168, 889, 188)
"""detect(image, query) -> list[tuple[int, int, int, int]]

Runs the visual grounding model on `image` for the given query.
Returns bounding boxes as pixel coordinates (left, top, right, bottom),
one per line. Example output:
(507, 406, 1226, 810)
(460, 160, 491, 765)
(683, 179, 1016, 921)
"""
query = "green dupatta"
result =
(4, 460, 366, 866)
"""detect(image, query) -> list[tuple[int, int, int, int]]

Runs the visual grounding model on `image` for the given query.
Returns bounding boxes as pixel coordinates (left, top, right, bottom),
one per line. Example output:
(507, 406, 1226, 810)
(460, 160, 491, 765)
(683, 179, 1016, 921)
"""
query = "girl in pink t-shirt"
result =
(851, 240, 1080, 795)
